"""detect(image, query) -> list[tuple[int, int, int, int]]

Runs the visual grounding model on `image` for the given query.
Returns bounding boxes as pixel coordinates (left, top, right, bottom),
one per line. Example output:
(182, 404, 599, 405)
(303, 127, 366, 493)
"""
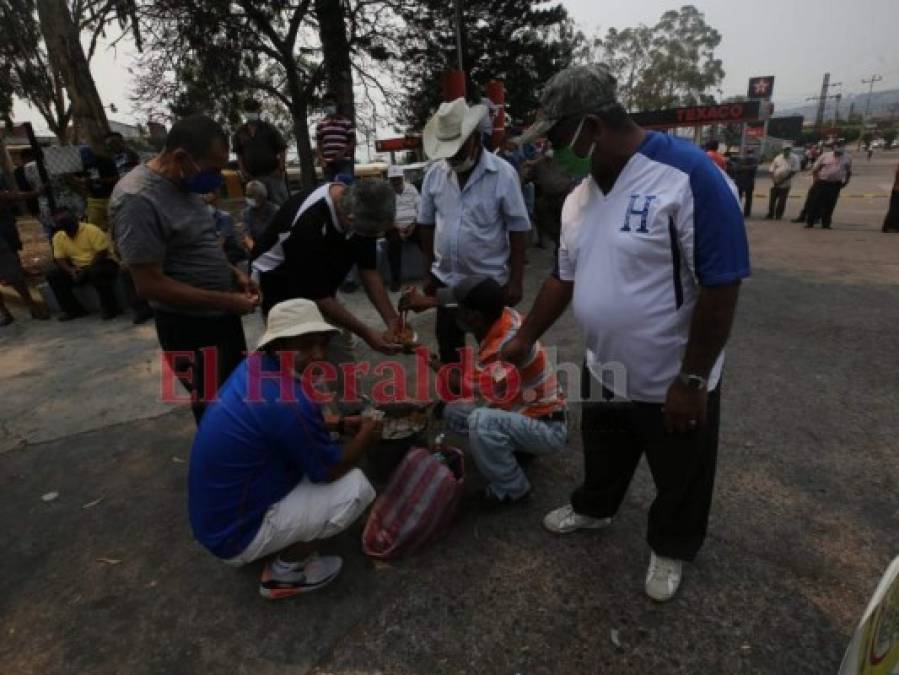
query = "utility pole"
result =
(807, 73, 842, 132)
(862, 74, 883, 119)
(857, 74, 882, 149)
(815, 73, 830, 130)
(453, 0, 464, 72)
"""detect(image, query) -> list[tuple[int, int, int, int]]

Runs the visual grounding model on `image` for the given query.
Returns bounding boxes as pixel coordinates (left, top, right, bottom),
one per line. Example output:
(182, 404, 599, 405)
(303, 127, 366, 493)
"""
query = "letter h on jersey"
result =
(621, 194, 656, 233)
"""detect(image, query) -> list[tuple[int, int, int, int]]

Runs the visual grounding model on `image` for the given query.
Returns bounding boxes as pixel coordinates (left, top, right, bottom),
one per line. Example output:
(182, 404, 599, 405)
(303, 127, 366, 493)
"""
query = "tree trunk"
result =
(314, 0, 355, 125)
(285, 72, 317, 191)
(36, 0, 109, 153)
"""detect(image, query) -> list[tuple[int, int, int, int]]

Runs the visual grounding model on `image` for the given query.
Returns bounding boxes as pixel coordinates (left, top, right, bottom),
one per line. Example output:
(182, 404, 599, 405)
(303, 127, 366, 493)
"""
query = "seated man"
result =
(402, 276, 567, 505)
(47, 208, 121, 321)
(188, 299, 380, 599)
(240, 180, 279, 258)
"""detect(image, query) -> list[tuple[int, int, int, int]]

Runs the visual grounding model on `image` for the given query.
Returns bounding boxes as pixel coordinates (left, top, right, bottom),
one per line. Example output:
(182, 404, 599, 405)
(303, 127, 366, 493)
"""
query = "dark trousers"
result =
(154, 310, 247, 425)
(386, 228, 420, 285)
(807, 181, 842, 228)
(120, 268, 153, 320)
(737, 183, 754, 217)
(432, 275, 470, 364)
(767, 186, 790, 219)
(883, 193, 899, 232)
(324, 159, 354, 183)
(570, 372, 721, 561)
(46, 259, 120, 316)
(435, 303, 468, 365)
(796, 182, 821, 222)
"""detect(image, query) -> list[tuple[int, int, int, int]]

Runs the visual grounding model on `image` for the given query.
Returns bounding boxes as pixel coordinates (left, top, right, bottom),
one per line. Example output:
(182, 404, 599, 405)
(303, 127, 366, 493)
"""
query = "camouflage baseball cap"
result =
(520, 64, 619, 144)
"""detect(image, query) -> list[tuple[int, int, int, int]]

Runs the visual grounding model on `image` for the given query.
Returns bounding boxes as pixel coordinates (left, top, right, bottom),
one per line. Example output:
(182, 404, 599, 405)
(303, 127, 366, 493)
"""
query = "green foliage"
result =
(397, 0, 584, 130)
(590, 5, 724, 112)
(0, 0, 72, 138)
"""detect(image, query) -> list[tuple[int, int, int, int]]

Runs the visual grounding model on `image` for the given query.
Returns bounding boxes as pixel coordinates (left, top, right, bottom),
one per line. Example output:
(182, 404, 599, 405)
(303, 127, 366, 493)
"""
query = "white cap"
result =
(257, 299, 338, 350)
(387, 165, 404, 178)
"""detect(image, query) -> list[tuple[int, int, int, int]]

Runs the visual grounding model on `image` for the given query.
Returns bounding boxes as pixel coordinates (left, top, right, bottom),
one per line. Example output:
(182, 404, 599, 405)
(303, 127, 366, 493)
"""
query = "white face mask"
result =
(206, 204, 216, 215)
(246, 197, 258, 208)
(324, 105, 337, 116)
(245, 112, 260, 121)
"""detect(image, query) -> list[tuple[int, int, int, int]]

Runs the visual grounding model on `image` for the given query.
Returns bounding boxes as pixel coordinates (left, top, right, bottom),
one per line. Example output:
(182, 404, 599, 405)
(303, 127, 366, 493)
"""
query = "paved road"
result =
(1, 152, 897, 674)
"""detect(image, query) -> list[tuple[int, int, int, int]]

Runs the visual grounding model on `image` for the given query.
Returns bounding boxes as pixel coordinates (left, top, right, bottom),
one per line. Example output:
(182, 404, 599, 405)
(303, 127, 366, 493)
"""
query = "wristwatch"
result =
(678, 372, 708, 391)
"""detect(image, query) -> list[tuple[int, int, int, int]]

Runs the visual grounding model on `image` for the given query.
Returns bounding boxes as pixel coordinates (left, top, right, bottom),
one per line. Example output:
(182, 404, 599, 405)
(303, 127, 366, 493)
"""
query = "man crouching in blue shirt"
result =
(188, 298, 379, 599)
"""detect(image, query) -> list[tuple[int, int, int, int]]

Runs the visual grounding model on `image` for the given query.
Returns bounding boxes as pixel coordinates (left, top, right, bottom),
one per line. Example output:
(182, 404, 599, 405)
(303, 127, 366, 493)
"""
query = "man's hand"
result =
(364, 327, 402, 355)
(223, 292, 259, 315)
(503, 281, 523, 307)
(663, 377, 708, 434)
(500, 333, 532, 366)
(399, 287, 437, 313)
(356, 416, 383, 443)
(233, 267, 260, 302)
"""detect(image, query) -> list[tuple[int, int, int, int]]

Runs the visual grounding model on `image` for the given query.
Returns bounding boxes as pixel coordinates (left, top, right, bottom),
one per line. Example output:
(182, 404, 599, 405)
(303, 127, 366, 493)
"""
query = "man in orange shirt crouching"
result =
(401, 276, 567, 505)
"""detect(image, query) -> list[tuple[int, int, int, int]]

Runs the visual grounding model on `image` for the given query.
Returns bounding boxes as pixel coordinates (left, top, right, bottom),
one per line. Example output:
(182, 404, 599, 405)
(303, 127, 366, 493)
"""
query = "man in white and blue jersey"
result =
(503, 64, 750, 602)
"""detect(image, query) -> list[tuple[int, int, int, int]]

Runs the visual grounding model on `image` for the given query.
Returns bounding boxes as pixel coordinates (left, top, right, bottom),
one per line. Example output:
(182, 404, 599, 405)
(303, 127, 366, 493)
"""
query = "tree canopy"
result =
(590, 4, 724, 112)
(397, 0, 583, 131)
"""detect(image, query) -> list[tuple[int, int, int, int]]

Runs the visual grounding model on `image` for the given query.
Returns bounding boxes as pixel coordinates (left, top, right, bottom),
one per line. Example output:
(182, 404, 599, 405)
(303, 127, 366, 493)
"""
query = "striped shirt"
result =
(470, 307, 565, 418)
(315, 115, 355, 162)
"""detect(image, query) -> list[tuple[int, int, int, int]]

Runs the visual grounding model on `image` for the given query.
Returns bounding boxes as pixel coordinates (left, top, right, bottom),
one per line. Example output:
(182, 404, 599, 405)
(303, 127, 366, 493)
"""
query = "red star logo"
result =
(753, 79, 771, 95)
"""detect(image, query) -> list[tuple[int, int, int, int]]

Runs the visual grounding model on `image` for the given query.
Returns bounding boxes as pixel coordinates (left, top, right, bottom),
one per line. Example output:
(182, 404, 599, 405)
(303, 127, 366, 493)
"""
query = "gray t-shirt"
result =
(110, 164, 233, 315)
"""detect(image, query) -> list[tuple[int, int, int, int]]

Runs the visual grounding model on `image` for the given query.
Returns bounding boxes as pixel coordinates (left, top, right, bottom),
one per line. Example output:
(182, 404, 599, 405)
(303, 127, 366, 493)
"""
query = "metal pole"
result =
(859, 74, 883, 149)
(453, 0, 464, 72)
(815, 73, 830, 131)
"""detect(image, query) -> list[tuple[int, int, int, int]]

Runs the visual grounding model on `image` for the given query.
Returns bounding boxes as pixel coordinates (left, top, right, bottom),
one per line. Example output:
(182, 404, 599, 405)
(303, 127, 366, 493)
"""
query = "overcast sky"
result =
(12, 0, 899, 132)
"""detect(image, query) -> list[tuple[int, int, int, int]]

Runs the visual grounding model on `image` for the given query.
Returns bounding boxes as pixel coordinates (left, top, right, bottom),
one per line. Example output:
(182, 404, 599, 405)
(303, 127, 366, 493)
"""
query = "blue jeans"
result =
(444, 403, 568, 499)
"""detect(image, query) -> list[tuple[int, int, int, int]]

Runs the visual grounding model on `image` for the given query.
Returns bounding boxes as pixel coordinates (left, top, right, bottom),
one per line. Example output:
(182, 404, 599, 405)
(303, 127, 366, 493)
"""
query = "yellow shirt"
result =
(52, 222, 110, 268)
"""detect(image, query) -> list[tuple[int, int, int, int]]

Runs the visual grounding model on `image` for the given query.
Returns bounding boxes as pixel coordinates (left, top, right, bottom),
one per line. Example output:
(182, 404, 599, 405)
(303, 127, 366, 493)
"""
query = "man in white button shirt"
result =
(417, 98, 531, 364)
(503, 64, 750, 602)
(766, 146, 800, 220)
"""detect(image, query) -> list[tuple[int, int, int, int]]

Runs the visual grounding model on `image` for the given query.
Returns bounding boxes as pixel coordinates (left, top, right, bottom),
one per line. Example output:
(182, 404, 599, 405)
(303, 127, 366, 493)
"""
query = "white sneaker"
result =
(542, 504, 612, 534)
(644, 551, 683, 602)
(260, 554, 343, 599)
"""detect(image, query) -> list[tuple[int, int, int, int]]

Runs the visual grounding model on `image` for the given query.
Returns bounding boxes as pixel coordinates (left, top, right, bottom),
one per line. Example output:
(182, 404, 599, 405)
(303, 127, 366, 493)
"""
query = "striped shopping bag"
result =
(362, 446, 465, 560)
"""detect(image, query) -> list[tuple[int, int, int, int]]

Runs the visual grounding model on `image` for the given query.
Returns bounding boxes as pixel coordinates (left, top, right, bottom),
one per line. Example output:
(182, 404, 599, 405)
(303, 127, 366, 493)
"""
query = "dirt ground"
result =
(1, 152, 897, 674)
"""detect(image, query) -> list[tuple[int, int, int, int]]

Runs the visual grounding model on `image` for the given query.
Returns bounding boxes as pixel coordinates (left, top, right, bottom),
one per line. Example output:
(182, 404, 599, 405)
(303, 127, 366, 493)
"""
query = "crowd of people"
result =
(67, 64, 745, 604)
(703, 137, 858, 226)
(4, 59, 896, 605)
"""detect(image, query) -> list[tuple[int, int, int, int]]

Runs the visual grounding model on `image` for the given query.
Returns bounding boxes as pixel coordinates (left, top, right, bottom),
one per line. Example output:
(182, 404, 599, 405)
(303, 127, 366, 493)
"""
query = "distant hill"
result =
(775, 88, 899, 121)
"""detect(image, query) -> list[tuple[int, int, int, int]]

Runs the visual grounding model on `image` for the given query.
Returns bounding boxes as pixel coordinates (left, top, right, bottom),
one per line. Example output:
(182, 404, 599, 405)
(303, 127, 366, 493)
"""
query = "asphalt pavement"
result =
(1, 150, 898, 674)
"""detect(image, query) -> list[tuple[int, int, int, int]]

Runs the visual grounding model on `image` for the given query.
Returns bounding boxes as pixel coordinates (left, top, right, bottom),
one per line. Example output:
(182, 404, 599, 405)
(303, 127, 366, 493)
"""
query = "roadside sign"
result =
(748, 76, 775, 99)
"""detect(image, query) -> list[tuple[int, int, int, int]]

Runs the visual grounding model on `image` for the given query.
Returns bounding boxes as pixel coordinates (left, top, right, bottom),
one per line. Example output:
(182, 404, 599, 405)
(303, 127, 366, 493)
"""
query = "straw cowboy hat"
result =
(257, 299, 337, 350)
(423, 98, 488, 160)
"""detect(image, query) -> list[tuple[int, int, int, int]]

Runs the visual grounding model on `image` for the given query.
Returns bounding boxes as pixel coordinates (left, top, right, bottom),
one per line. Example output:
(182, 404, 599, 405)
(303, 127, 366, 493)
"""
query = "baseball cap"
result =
(257, 299, 338, 350)
(520, 64, 619, 145)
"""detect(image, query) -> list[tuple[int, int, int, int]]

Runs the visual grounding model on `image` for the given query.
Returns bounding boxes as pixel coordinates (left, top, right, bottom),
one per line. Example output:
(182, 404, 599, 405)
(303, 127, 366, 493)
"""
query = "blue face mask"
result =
(182, 156, 224, 194)
(184, 170, 223, 194)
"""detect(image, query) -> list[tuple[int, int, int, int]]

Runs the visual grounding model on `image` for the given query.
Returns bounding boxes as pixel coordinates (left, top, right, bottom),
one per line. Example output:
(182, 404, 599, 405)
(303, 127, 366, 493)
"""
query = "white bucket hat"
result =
(387, 165, 404, 178)
(257, 299, 338, 350)
(423, 98, 488, 160)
